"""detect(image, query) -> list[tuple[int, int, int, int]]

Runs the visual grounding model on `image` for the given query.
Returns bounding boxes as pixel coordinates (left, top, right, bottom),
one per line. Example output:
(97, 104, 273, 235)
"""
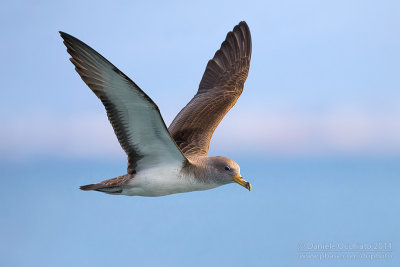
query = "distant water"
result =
(1, 156, 399, 267)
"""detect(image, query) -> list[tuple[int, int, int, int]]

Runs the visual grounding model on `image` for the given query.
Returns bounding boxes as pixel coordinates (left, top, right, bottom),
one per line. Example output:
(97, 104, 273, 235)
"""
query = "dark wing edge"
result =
(198, 21, 251, 93)
(60, 31, 186, 173)
(168, 21, 252, 157)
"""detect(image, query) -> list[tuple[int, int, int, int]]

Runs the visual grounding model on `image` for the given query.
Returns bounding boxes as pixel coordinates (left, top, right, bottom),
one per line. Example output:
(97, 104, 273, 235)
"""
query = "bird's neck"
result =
(180, 156, 212, 183)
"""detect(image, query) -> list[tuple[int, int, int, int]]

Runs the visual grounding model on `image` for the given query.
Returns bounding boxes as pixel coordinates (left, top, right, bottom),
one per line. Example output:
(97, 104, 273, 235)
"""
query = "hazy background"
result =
(1, 0, 399, 266)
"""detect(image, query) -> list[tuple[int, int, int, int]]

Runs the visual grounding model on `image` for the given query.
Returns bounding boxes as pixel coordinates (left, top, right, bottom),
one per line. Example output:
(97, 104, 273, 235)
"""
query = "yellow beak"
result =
(233, 175, 251, 191)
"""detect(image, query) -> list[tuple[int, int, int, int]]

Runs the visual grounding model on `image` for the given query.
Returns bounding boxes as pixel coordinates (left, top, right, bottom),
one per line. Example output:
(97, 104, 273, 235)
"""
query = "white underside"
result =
(122, 164, 220, 196)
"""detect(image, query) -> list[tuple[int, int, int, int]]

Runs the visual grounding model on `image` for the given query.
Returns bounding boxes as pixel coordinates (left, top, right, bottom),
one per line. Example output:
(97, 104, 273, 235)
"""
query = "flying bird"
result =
(60, 21, 252, 197)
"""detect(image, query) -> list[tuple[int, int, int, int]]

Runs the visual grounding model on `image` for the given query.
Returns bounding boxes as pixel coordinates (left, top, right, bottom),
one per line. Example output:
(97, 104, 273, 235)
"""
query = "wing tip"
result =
(235, 21, 250, 34)
(238, 21, 249, 28)
(59, 31, 71, 40)
(226, 21, 252, 56)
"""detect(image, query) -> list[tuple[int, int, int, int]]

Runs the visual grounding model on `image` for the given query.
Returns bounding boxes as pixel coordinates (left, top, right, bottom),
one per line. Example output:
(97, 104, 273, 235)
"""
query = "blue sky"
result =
(1, 0, 399, 161)
(1, 1, 399, 267)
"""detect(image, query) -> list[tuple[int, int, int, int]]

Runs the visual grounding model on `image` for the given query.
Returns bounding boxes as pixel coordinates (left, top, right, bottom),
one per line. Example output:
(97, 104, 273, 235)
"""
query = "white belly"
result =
(122, 165, 219, 196)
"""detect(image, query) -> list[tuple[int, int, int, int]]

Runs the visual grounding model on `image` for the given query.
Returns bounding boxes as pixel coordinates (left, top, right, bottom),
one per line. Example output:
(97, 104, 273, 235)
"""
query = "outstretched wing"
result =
(168, 21, 252, 158)
(60, 32, 186, 174)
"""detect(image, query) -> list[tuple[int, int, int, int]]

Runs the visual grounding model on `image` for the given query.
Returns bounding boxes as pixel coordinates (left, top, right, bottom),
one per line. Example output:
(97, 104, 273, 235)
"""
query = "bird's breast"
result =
(123, 164, 219, 196)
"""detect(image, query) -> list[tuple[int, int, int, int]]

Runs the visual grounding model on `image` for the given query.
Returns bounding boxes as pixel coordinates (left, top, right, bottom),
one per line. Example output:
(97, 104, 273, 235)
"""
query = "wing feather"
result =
(60, 32, 186, 174)
(168, 21, 252, 157)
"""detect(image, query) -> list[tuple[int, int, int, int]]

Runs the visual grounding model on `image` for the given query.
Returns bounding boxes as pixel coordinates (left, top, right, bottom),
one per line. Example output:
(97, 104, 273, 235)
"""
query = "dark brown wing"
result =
(60, 32, 186, 174)
(168, 21, 252, 157)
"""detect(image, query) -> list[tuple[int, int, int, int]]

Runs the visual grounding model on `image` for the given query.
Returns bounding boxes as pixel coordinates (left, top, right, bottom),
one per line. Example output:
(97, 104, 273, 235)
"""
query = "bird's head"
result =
(208, 156, 251, 191)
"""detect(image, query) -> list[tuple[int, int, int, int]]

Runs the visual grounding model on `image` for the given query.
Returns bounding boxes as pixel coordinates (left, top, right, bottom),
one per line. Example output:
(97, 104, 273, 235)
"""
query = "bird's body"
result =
(60, 21, 252, 197)
(124, 159, 219, 196)
(84, 157, 228, 196)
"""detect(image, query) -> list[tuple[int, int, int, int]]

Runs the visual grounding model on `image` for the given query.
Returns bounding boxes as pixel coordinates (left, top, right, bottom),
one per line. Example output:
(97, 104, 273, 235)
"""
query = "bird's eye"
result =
(224, 166, 231, 171)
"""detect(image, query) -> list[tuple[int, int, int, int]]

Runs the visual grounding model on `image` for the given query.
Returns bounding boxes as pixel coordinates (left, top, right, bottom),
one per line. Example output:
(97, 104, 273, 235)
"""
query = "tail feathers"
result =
(80, 183, 123, 194)
(80, 184, 101, 191)
(80, 174, 129, 194)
